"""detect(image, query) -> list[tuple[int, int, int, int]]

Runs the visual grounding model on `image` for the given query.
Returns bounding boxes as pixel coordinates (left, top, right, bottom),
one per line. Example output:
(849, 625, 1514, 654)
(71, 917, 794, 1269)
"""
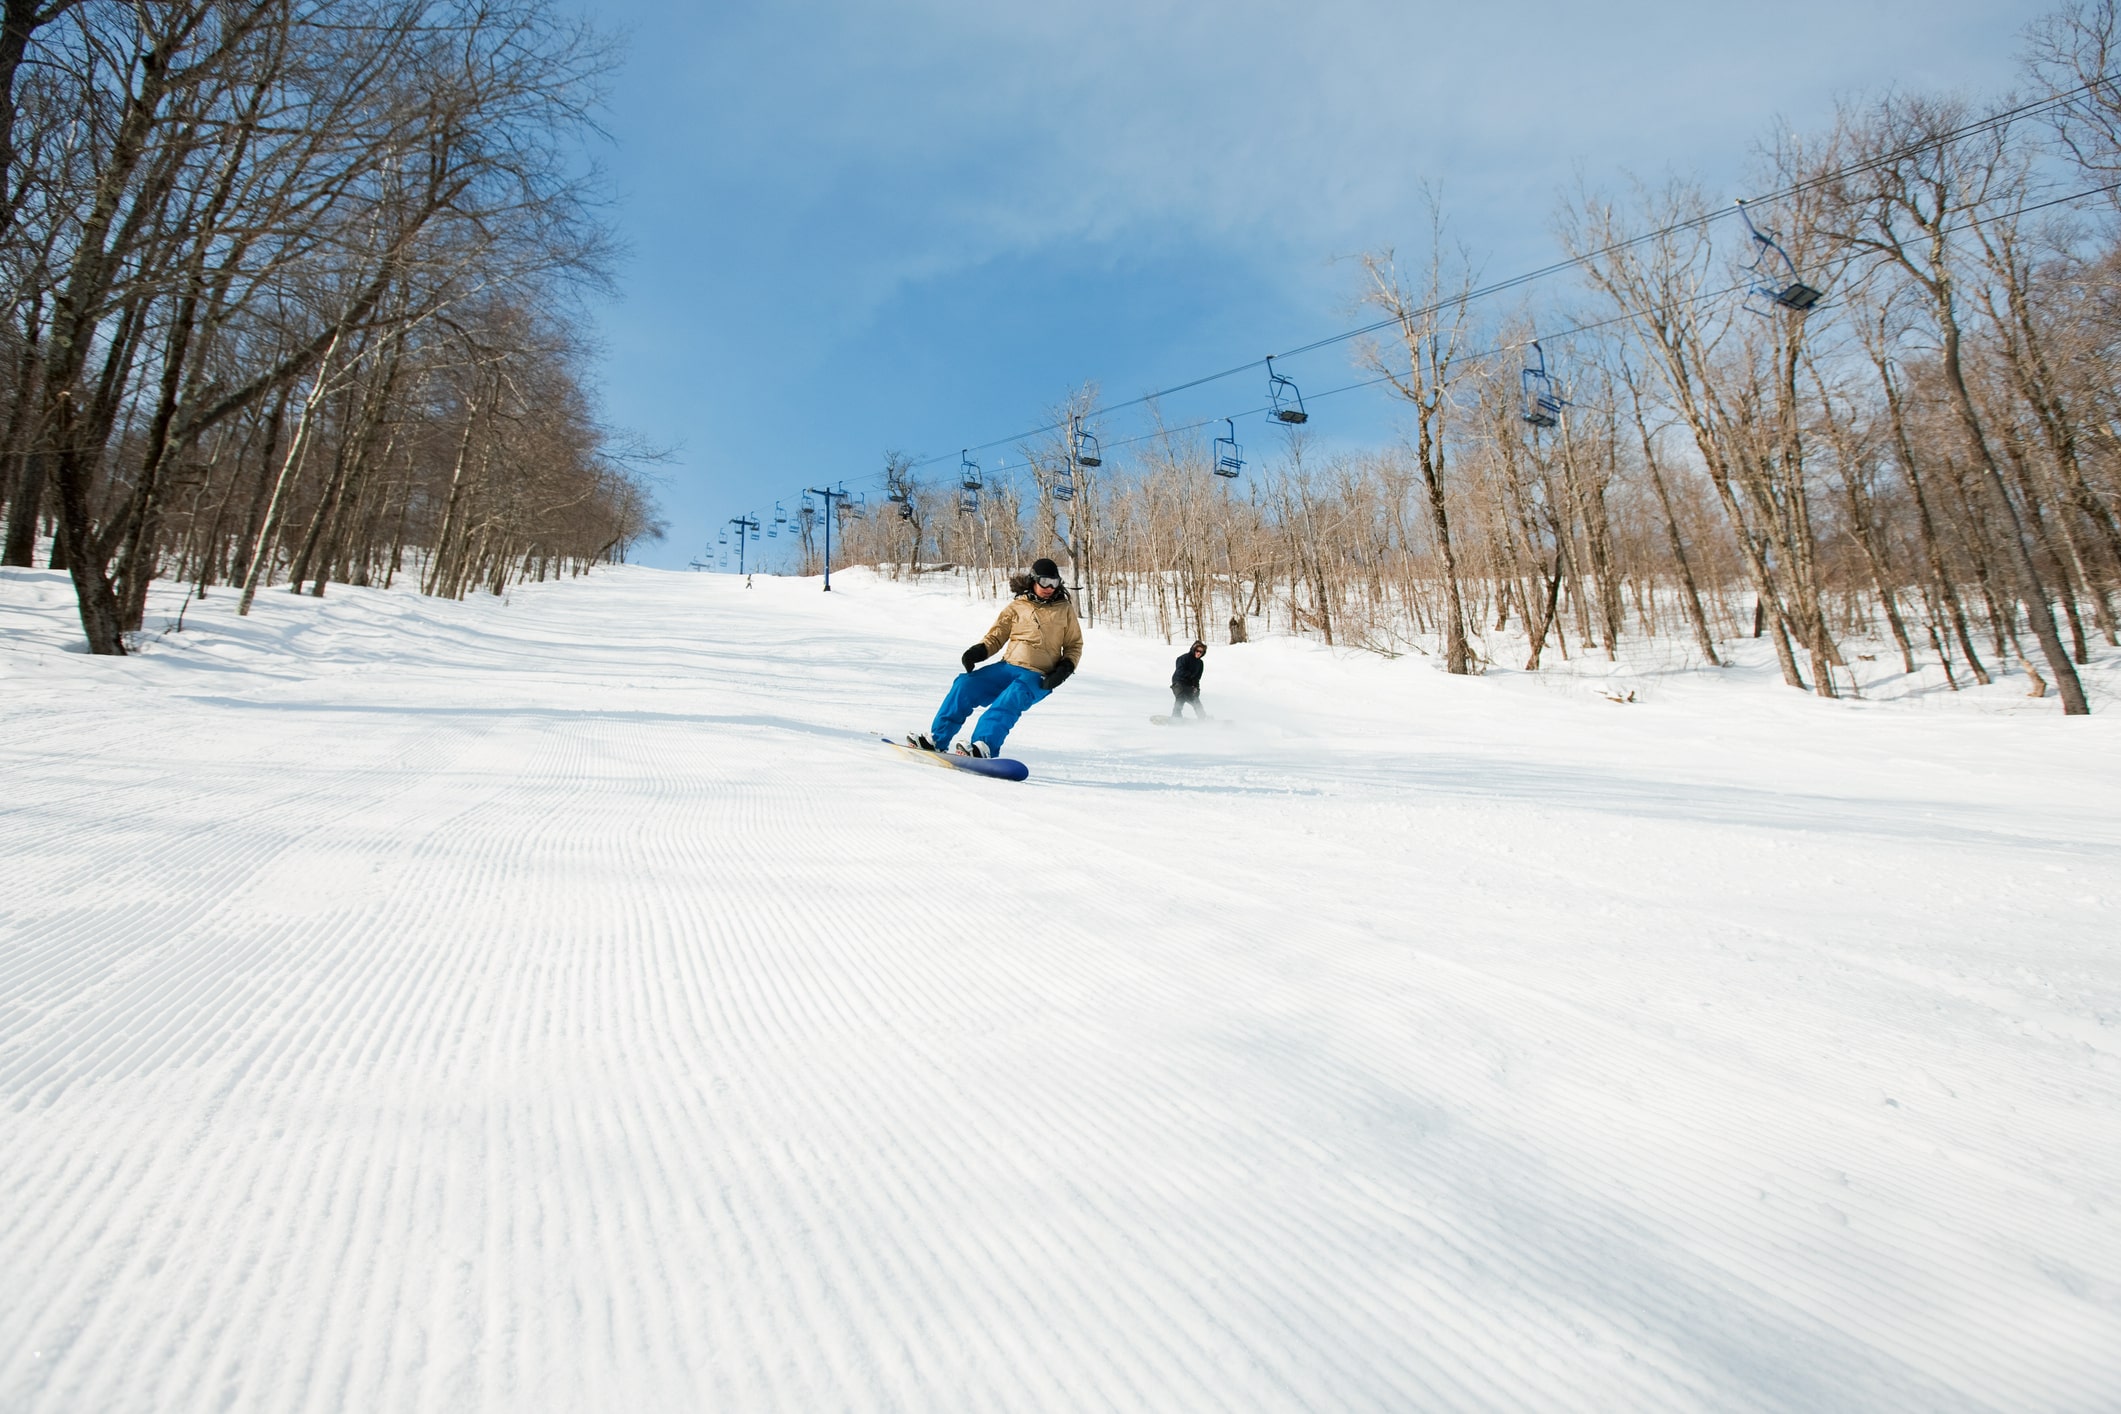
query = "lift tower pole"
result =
(727, 516, 759, 574)
(806, 486, 847, 590)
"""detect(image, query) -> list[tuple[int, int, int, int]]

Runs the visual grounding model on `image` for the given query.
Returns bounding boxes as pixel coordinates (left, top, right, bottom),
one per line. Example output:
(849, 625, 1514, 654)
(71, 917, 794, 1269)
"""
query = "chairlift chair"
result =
(958, 486, 980, 515)
(1265, 355, 1309, 424)
(1520, 341, 1564, 429)
(1043, 455, 1077, 506)
(1071, 420, 1102, 468)
(898, 499, 915, 521)
(960, 450, 983, 491)
(1213, 418, 1244, 478)
(774, 501, 788, 525)
(1735, 199, 1824, 315)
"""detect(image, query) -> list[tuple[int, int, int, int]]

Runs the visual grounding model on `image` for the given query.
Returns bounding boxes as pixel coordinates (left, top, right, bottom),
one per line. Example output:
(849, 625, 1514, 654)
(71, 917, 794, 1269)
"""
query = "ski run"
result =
(4, 562, 2120, 1413)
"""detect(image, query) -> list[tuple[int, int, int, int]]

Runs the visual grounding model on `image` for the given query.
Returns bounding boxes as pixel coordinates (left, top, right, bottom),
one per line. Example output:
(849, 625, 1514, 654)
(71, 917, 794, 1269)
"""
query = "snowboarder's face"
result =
(1033, 580, 1058, 599)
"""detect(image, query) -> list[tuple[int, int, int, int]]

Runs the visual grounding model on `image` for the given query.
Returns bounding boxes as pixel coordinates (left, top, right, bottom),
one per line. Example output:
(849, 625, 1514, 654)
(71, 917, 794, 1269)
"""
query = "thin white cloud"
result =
(676, 0, 2034, 275)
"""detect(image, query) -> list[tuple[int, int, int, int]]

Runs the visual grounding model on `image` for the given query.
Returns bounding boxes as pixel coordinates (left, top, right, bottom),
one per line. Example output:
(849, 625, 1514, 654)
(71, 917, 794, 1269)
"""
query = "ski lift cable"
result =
(1052, 283, 1747, 464)
(746, 168, 2121, 534)
(760, 166, 2121, 530)
(863, 279, 1751, 486)
(897, 75, 2115, 477)
(1009, 169, 2121, 465)
(1266, 73, 2113, 361)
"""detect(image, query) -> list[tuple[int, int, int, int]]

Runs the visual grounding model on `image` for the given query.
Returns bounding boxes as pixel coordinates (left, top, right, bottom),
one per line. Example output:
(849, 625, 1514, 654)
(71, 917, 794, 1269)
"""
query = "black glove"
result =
(1040, 658, 1075, 692)
(961, 643, 990, 673)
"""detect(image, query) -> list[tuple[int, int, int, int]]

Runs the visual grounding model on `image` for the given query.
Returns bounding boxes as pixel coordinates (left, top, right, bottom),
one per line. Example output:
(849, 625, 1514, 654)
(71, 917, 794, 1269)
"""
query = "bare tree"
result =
(1823, 94, 2089, 712)
(1359, 221, 1478, 674)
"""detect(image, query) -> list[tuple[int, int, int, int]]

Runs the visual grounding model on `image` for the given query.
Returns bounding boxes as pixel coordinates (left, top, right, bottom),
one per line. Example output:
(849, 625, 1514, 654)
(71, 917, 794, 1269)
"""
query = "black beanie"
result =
(1032, 557, 1060, 579)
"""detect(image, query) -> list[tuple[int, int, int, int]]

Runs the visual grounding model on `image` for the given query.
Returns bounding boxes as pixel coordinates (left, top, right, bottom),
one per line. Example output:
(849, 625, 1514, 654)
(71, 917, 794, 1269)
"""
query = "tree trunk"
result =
(238, 333, 341, 615)
(1935, 310, 2087, 711)
(1645, 456, 1721, 667)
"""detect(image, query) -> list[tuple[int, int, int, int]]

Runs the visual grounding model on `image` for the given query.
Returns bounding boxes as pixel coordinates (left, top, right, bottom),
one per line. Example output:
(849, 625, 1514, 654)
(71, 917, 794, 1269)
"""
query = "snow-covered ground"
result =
(4, 562, 2119, 1412)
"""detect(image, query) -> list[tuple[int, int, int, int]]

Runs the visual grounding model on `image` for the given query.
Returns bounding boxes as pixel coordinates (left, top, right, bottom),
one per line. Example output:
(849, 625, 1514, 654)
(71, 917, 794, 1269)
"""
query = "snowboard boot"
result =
(954, 742, 993, 758)
(906, 732, 944, 753)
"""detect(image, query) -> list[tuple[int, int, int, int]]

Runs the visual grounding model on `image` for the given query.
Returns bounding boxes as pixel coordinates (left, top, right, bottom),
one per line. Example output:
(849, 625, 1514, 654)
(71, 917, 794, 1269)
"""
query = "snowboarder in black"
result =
(1171, 639, 1207, 719)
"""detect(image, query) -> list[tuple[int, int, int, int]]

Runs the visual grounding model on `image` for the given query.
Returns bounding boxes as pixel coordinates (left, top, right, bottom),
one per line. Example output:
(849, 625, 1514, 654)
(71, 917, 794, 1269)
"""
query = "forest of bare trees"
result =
(780, 3, 2121, 715)
(0, 0, 661, 656)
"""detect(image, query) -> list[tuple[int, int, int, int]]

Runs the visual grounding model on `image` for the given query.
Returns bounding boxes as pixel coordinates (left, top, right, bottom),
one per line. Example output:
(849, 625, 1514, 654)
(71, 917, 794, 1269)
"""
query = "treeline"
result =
(0, 0, 661, 656)
(809, 3, 2121, 714)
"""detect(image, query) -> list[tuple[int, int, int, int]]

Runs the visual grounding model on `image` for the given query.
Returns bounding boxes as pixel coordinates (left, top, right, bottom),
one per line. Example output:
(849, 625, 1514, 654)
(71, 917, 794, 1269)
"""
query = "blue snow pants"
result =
(930, 661, 1050, 753)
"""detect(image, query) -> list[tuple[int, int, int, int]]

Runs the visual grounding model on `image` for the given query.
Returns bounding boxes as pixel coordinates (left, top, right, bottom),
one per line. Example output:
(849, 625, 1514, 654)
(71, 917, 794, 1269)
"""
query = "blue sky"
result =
(578, 0, 2044, 569)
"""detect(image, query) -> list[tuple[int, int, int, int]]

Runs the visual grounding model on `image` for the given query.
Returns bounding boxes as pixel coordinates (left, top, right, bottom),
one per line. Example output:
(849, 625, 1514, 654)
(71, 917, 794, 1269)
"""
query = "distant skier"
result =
(1171, 639, 1208, 719)
(908, 558, 1082, 758)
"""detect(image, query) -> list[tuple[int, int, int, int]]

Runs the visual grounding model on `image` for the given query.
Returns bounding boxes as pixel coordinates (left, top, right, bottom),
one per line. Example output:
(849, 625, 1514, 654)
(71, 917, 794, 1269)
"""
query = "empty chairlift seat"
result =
(1735, 199, 1825, 315)
(1213, 418, 1244, 478)
(1266, 355, 1309, 424)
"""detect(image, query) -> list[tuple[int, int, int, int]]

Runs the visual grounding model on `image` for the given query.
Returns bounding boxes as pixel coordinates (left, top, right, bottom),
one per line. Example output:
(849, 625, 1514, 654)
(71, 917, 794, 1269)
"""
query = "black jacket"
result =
(1172, 650, 1204, 689)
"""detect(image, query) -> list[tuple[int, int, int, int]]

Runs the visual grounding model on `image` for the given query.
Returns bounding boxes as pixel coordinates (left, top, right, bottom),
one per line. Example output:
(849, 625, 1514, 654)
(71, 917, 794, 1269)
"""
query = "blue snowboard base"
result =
(882, 737, 1030, 782)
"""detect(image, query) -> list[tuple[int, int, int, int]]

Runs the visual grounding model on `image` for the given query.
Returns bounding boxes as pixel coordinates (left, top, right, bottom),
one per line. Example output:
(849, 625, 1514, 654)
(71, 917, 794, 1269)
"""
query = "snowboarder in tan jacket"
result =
(909, 557, 1082, 758)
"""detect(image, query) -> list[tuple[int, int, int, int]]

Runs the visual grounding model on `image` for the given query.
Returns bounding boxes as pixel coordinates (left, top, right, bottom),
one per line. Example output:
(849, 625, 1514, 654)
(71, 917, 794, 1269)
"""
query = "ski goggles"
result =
(1034, 574, 1063, 589)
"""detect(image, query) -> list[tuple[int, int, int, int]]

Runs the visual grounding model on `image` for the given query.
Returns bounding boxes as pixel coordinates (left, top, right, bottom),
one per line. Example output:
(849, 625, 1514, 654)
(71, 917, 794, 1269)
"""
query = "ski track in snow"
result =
(4, 563, 2120, 1412)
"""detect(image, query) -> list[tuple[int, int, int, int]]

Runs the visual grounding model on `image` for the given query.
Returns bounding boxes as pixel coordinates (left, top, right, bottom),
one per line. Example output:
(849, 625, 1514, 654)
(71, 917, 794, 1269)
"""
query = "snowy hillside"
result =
(4, 563, 2119, 1412)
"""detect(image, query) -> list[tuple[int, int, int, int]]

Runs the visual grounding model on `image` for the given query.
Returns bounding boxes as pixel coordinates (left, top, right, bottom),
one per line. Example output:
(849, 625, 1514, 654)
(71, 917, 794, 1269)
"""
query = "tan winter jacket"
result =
(980, 590, 1084, 674)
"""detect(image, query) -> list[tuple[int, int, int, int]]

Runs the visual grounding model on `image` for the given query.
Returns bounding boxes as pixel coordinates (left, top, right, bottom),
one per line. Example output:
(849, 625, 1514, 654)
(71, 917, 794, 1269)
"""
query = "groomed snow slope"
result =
(4, 563, 2119, 1412)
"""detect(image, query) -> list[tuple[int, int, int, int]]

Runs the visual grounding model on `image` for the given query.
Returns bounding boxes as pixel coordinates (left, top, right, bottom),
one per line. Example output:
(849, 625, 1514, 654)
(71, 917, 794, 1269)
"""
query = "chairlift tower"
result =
(727, 515, 760, 574)
(806, 484, 848, 590)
